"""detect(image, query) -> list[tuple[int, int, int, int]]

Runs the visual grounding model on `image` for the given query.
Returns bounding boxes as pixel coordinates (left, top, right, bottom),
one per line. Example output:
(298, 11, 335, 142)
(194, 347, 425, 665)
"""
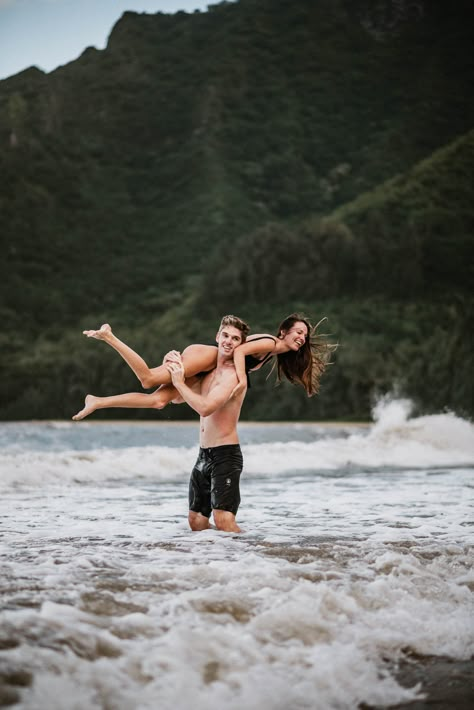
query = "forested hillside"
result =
(0, 0, 473, 420)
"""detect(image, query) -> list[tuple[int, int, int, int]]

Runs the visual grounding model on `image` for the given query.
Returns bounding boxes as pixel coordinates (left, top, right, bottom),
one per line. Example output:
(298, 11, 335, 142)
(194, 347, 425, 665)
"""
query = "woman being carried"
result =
(72, 313, 334, 420)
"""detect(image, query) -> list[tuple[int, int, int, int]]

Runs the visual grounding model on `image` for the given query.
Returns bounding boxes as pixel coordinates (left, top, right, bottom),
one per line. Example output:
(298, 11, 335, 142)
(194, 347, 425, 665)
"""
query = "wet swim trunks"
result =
(189, 444, 243, 518)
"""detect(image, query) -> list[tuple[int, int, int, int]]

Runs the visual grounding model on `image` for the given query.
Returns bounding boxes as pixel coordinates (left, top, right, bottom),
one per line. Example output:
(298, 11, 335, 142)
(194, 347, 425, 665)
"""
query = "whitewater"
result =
(0, 399, 473, 709)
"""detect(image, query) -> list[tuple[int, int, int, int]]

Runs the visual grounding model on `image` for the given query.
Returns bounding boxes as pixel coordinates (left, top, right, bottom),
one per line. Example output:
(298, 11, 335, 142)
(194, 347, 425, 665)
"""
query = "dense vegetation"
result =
(0, 0, 473, 421)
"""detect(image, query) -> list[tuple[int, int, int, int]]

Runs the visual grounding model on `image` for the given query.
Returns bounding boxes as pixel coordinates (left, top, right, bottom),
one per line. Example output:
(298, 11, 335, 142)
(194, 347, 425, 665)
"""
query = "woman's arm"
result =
(234, 335, 277, 373)
(231, 335, 277, 397)
(233, 347, 247, 386)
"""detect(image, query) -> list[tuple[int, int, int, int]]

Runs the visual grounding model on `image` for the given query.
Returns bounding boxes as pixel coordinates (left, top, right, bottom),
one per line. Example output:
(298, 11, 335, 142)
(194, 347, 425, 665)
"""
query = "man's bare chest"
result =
(202, 367, 234, 395)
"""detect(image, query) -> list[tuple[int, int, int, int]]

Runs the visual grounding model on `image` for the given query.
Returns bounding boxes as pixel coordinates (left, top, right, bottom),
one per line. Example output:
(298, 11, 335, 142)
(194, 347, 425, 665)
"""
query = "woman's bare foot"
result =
(72, 395, 99, 421)
(82, 323, 112, 340)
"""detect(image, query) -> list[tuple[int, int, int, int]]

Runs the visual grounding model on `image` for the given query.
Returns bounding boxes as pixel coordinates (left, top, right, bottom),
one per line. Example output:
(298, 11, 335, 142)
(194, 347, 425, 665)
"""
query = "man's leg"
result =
(188, 511, 211, 531)
(188, 450, 212, 531)
(210, 445, 243, 534)
(213, 509, 241, 533)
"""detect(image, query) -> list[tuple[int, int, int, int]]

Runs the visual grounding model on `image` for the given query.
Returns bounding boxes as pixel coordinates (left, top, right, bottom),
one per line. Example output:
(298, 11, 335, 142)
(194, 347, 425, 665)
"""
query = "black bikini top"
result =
(244, 335, 277, 373)
(204, 335, 276, 386)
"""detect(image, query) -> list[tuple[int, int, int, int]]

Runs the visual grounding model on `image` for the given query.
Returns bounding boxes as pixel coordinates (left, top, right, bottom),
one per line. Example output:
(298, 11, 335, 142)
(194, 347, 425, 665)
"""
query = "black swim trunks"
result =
(189, 444, 243, 518)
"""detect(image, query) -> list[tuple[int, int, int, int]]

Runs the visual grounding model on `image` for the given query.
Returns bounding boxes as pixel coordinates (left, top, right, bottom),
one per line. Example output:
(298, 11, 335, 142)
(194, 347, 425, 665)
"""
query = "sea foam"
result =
(0, 400, 473, 487)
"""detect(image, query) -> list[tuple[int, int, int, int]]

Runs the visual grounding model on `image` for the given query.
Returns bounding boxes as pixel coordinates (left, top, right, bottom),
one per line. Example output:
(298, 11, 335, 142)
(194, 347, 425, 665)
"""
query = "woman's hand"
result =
(83, 323, 113, 340)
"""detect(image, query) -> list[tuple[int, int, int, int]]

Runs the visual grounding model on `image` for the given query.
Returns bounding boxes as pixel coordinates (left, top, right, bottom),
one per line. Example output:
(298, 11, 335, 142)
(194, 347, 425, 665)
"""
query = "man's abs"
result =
(200, 389, 245, 448)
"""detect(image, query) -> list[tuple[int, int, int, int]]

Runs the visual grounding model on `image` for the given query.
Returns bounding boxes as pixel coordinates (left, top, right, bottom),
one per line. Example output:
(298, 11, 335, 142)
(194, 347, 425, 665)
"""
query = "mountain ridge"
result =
(0, 0, 472, 419)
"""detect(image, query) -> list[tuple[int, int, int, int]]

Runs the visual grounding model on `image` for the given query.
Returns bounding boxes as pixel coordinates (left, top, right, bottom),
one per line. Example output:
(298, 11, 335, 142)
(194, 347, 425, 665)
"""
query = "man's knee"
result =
(188, 511, 210, 531)
(213, 509, 241, 533)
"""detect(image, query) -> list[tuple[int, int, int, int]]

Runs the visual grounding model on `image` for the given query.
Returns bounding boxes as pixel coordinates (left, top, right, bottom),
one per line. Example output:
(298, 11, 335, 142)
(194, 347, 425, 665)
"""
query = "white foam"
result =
(0, 445, 195, 486)
(245, 399, 474, 474)
(1, 401, 473, 487)
(1, 402, 473, 710)
(4, 542, 473, 710)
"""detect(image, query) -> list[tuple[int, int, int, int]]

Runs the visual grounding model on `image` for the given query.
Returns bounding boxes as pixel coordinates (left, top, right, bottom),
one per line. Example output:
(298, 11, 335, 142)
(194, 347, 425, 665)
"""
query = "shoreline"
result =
(0, 419, 371, 428)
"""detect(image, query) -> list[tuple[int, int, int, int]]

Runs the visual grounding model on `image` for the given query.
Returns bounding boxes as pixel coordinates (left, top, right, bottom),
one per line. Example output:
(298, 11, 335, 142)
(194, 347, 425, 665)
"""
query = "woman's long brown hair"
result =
(274, 313, 337, 396)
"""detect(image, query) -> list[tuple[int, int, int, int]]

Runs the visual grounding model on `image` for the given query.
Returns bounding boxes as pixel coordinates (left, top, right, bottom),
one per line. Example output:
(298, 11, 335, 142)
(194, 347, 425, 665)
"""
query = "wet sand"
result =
(365, 656, 474, 710)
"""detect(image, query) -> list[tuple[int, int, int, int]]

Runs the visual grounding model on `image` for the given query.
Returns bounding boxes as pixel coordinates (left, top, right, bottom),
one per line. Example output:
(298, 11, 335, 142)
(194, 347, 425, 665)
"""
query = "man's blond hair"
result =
(219, 315, 250, 342)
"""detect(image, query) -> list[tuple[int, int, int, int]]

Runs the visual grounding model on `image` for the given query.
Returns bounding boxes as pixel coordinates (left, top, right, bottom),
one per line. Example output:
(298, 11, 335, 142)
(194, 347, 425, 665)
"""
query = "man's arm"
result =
(166, 359, 235, 417)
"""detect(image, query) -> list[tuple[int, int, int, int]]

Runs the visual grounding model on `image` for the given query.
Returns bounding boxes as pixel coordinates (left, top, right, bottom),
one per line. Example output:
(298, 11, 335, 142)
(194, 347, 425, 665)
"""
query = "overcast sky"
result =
(0, 0, 217, 80)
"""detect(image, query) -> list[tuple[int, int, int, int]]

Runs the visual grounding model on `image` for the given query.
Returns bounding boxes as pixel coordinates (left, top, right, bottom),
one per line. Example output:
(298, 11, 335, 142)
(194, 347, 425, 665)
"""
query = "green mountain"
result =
(192, 128, 473, 419)
(198, 128, 474, 309)
(0, 0, 473, 420)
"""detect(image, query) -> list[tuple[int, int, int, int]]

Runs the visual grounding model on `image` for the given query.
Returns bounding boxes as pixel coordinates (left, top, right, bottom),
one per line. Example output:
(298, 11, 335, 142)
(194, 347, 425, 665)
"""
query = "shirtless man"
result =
(166, 315, 249, 534)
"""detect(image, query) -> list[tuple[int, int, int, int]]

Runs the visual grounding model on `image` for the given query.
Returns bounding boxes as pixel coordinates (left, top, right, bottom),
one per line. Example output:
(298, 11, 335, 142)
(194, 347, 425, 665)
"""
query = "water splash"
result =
(1, 402, 473, 487)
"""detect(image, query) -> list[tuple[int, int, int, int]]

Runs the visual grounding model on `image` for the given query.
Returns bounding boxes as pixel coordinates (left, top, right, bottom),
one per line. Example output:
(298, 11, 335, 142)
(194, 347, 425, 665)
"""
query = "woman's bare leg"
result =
(83, 325, 218, 389)
(82, 324, 170, 389)
(72, 384, 178, 421)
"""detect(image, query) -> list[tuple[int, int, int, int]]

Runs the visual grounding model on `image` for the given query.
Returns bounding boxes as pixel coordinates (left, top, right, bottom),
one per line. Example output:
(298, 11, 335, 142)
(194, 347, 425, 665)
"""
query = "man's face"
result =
(216, 325, 243, 358)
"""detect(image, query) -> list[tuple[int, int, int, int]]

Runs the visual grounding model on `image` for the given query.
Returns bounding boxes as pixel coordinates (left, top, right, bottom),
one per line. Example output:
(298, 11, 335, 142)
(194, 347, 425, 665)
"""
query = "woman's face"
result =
(281, 321, 308, 351)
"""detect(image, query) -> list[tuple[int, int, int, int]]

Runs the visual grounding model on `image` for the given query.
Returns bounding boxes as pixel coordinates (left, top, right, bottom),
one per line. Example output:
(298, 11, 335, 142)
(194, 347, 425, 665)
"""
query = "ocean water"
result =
(0, 399, 473, 709)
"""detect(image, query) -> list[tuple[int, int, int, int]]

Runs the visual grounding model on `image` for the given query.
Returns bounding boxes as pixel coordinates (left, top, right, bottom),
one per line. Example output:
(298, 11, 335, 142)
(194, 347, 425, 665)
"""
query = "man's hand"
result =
(166, 357, 186, 386)
(162, 350, 181, 365)
(83, 323, 112, 340)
